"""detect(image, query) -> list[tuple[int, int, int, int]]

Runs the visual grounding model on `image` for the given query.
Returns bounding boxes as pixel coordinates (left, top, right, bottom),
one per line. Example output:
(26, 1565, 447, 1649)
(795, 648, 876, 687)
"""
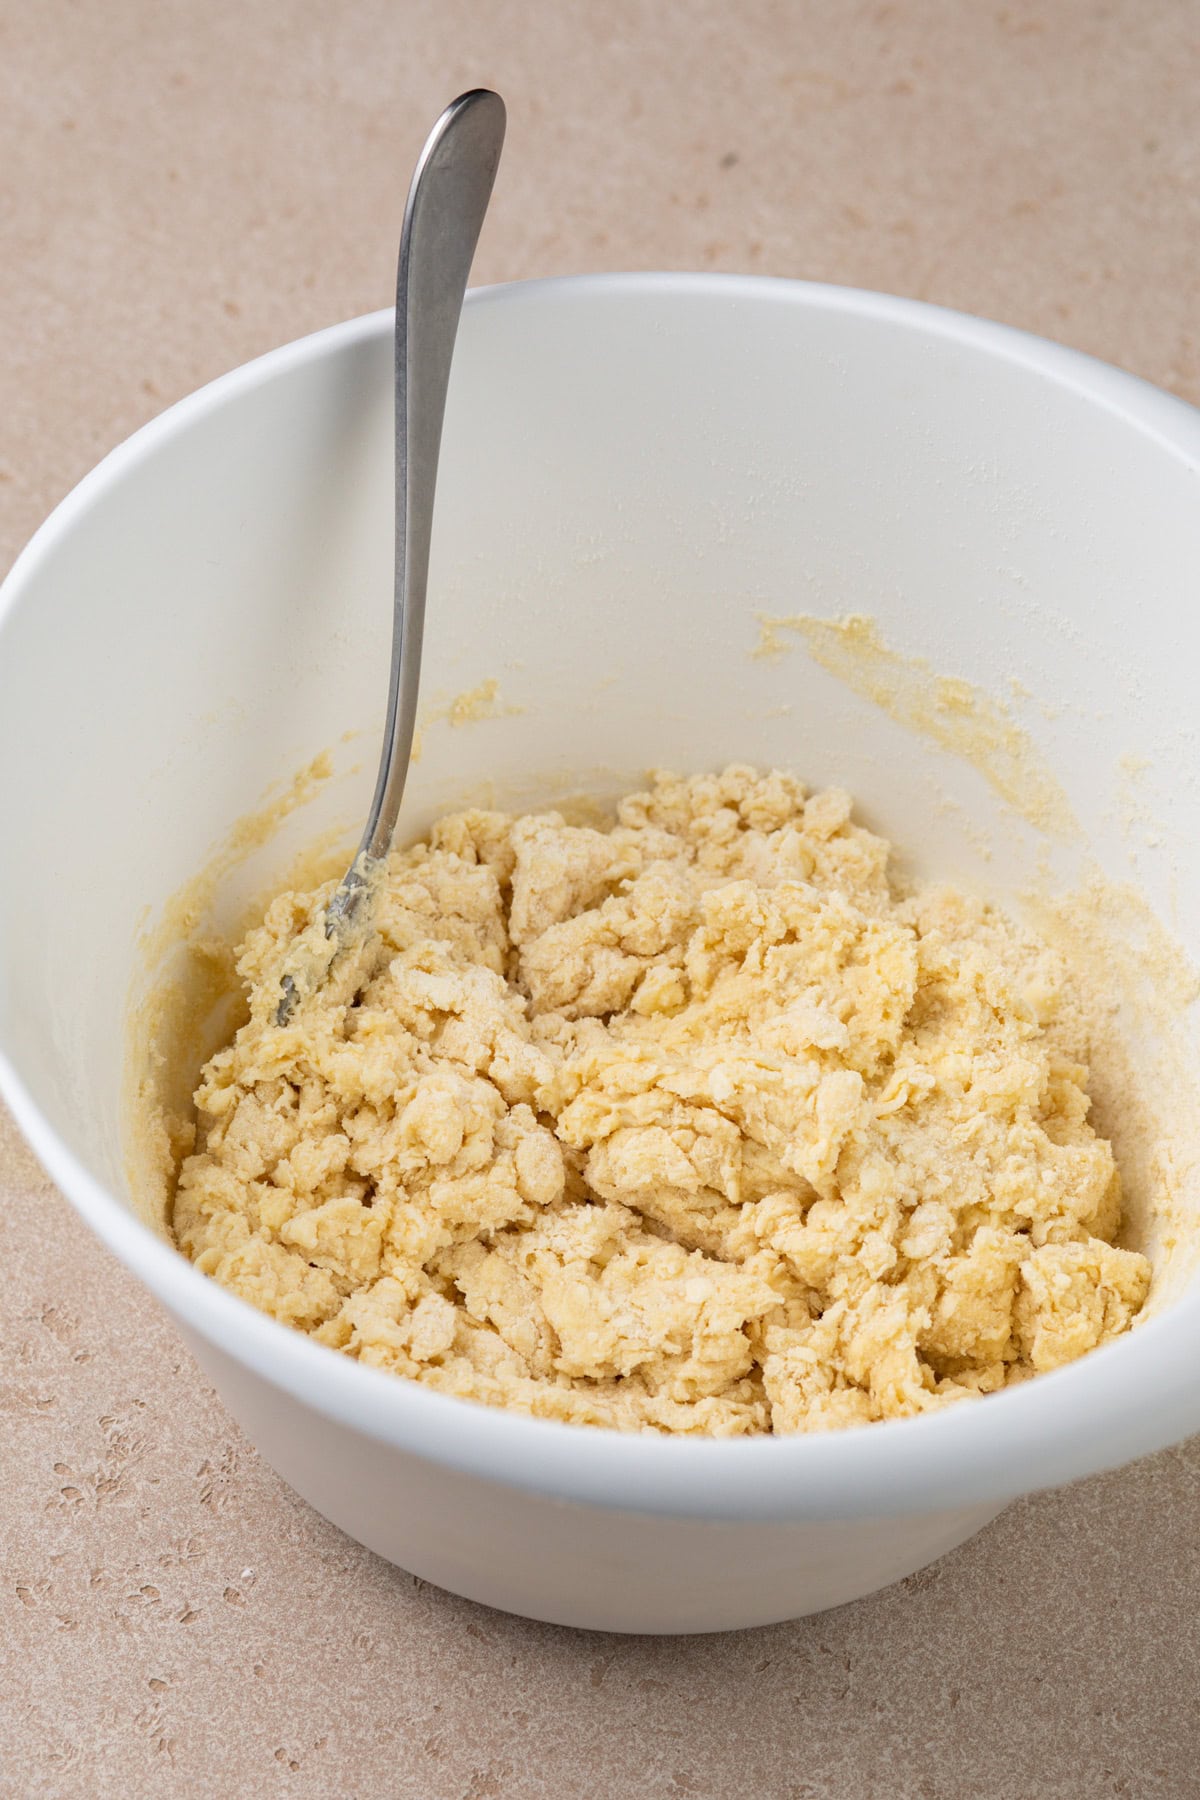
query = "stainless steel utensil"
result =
(277, 88, 505, 1024)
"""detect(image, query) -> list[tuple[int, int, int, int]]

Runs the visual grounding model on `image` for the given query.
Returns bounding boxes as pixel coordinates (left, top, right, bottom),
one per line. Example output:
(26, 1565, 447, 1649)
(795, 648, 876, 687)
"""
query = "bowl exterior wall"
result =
(183, 1328, 1001, 1631)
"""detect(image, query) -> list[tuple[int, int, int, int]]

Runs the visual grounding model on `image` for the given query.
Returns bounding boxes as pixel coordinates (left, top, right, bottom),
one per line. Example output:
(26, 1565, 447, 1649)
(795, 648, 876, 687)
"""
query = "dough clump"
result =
(174, 767, 1149, 1434)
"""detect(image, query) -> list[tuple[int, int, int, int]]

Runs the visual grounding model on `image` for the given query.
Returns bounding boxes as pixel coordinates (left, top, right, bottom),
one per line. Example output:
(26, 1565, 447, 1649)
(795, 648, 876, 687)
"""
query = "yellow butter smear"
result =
(754, 613, 1078, 842)
(167, 766, 1155, 1436)
(411, 678, 523, 763)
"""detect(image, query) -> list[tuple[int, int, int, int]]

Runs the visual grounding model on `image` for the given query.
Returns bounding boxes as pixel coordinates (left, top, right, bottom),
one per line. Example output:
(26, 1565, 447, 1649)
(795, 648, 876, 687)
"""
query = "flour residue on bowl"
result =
(754, 612, 1078, 842)
(1025, 870, 1200, 1313)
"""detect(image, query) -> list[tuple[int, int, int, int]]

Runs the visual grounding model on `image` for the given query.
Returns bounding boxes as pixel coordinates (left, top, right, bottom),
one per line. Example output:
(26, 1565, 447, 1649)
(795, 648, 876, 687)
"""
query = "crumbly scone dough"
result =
(174, 767, 1150, 1435)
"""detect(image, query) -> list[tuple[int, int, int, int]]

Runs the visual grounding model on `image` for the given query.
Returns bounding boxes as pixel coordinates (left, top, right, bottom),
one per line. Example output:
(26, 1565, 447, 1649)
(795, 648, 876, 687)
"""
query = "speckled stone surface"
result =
(4, 3, 1200, 1794)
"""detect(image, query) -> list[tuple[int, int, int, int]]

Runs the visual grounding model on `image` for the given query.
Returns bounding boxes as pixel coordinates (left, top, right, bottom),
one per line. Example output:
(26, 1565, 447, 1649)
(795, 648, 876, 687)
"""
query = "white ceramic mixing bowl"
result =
(3, 274, 1200, 1633)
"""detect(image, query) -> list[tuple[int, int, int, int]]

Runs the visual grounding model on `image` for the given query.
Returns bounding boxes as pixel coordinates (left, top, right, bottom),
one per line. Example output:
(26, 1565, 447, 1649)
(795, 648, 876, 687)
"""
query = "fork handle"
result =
(361, 87, 506, 865)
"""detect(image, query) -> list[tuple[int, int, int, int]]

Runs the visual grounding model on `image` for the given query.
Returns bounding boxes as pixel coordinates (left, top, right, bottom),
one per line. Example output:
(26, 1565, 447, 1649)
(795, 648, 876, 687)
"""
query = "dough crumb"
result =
(173, 767, 1149, 1435)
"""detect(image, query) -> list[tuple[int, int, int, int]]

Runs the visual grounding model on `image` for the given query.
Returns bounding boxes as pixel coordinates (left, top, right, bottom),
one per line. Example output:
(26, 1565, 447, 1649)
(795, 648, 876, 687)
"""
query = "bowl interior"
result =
(3, 275, 1200, 1306)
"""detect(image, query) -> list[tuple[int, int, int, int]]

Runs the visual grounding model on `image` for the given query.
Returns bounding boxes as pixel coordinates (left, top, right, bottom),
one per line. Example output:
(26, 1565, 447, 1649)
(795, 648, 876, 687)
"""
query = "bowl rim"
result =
(4, 268, 1200, 1523)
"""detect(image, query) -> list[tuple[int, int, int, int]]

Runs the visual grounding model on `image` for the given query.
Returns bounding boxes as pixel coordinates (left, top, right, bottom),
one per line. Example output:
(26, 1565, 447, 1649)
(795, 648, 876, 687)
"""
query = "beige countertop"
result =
(4, 3, 1200, 1794)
